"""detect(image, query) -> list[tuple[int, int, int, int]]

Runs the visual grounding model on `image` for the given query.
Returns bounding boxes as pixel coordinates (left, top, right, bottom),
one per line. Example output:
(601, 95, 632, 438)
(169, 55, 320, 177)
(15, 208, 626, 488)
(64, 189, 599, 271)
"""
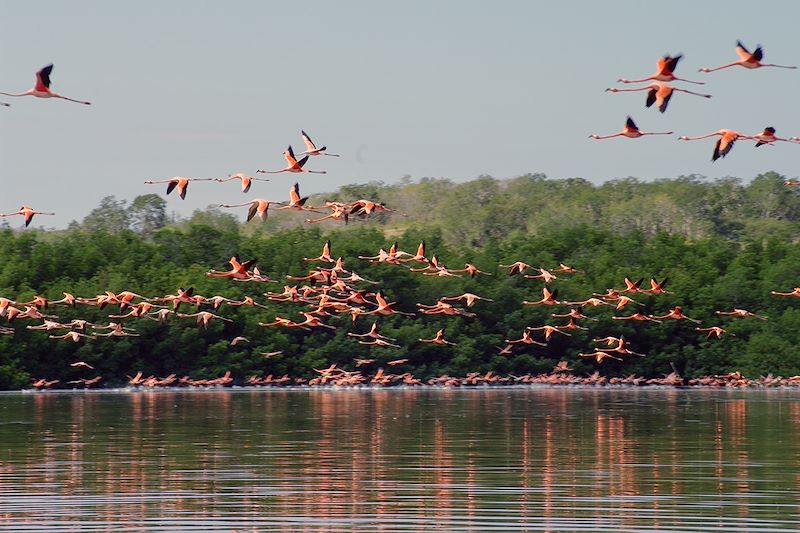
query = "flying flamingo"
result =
(0, 64, 91, 105)
(747, 127, 795, 147)
(678, 129, 745, 161)
(219, 199, 282, 222)
(605, 82, 711, 113)
(714, 308, 768, 320)
(0, 205, 55, 227)
(297, 130, 340, 157)
(579, 351, 622, 363)
(216, 173, 269, 193)
(699, 41, 797, 73)
(206, 256, 257, 279)
(618, 54, 705, 85)
(419, 329, 457, 346)
(696, 326, 736, 339)
(449, 263, 492, 277)
(144, 177, 214, 200)
(590, 116, 673, 140)
(256, 146, 326, 175)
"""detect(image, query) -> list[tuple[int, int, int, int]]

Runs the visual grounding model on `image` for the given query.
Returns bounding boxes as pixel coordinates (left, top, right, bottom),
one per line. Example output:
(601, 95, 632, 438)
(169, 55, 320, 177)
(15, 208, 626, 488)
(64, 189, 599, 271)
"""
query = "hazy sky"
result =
(2, 1, 799, 228)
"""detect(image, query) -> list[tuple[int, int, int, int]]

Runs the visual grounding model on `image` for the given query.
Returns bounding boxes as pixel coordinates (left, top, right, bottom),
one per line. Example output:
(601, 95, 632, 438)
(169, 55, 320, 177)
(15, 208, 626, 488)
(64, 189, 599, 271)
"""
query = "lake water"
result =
(0, 387, 799, 532)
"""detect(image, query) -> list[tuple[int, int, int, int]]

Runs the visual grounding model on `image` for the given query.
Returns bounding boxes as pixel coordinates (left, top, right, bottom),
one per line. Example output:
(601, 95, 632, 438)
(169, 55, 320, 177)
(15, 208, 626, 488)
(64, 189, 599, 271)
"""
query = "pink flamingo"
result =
(0, 64, 91, 105)
(297, 130, 340, 157)
(257, 146, 326, 175)
(0, 205, 55, 227)
(215, 173, 269, 193)
(699, 41, 797, 73)
(618, 54, 704, 85)
(606, 82, 711, 113)
(219, 199, 283, 222)
(590, 116, 673, 140)
(678, 129, 745, 161)
(144, 177, 214, 200)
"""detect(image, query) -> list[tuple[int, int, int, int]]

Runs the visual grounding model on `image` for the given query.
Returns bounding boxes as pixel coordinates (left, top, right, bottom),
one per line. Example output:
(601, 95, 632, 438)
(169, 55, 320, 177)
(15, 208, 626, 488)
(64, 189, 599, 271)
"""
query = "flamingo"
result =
(747, 127, 795, 147)
(219, 199, 282, 222)
(439, 293, 493, 307)
(348, 321, 398, 342)
(699, 41, 797, 73)
(605, 82, 711, 113)
(144, 177, 214, 200)
(256, 146, 326, 174)
(522, 287, 560, 306)
(696, 326, 736, 339)
(770, 287, 800, 297)
(449, 263, 492, 277)
(618, 54, 705, 85)
(419, 329, 457, 346)
(499, 261, 533, 276)
(305, 240, 334, 263)
(49, 331, 95, 342)
(275, 182, 318, 212)
(579, 351, 622, 363)
(359, 338, 401, 348)
(215, 173, 269, 193)
(297, 130, 340, 157)
(590, 116, 673, 140)
(641, 277, 672, 295)
(176, 311, 234, 329)
(714, 308, 768, 320)
(678, 129, 744, 161)
(0, 205, 55, 227)
(504, 330, 547, 347)
(526, 324, 571, 340)
(598, 337, 646, 357)
(0, 64, 91, 105)
(206, 256, 257, 279)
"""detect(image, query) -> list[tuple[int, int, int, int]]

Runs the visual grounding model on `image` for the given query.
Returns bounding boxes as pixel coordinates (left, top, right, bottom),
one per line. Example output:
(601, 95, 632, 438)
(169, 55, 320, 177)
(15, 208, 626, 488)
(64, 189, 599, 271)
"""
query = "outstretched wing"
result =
(35, 64, 54, 91)
(301, 130, 316, 151)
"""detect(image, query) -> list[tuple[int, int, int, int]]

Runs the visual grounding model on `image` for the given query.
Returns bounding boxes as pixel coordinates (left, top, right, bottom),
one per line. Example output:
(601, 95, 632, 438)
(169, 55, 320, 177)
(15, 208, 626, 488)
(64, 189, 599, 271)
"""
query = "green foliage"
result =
(3, 172, 800, 388)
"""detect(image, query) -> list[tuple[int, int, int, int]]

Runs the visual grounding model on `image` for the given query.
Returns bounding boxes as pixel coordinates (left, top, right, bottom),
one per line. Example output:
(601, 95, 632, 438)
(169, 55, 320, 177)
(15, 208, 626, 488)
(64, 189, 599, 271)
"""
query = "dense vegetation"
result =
(2, 172, 800, 389)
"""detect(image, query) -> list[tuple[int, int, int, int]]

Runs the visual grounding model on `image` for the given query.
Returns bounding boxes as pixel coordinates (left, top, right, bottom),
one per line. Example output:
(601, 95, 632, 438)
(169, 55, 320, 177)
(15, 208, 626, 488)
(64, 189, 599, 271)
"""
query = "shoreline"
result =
(18, 372, 800, 393)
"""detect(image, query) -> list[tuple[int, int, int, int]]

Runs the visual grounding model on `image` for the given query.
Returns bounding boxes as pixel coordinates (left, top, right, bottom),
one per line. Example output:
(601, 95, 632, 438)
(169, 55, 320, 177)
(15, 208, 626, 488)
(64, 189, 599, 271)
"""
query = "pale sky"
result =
(2, 1, 799, 228)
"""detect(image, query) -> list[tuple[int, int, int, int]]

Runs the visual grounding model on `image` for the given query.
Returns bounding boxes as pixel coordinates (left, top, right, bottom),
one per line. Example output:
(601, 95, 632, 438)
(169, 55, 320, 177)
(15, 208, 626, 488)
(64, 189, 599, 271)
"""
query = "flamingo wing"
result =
(658, 90, 673, 113)
(735, 41, 752, 60)
(301, 130, 316, 151)
(665, 54, 682, 73)
(246, 202, 259, 221)
(645, 87, 657, 108)
(625, 116, 638, 130)
(714, 134, 736, 161)
(712, 138, 724, 161)
(752, 46, 764, 62)
(289, 183, 301, 204)
(284, 146, 298, 166)
(166, 180, 178, 195)
(35, 64, 54, 91)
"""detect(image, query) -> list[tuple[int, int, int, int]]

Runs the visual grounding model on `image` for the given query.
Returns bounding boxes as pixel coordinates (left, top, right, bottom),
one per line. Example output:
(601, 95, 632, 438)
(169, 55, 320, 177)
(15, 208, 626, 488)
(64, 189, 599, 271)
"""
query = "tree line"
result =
(1, 172, 800, 388)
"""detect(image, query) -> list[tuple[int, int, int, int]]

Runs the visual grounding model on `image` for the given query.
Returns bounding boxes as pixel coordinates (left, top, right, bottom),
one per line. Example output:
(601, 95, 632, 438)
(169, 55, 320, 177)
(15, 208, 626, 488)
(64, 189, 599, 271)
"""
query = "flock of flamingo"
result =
(4, 44, 800, 390)
(596, 41, 800, 162)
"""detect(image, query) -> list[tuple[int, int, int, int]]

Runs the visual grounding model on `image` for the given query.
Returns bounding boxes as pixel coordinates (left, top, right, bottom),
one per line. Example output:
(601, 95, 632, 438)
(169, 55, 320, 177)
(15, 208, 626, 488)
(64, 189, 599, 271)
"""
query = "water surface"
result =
(1, 387, 799, 531)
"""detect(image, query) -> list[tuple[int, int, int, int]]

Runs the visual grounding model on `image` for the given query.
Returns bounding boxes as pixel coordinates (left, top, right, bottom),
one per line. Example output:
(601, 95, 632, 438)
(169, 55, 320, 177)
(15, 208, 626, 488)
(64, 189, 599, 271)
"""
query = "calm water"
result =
(0, 388, 799, 532)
